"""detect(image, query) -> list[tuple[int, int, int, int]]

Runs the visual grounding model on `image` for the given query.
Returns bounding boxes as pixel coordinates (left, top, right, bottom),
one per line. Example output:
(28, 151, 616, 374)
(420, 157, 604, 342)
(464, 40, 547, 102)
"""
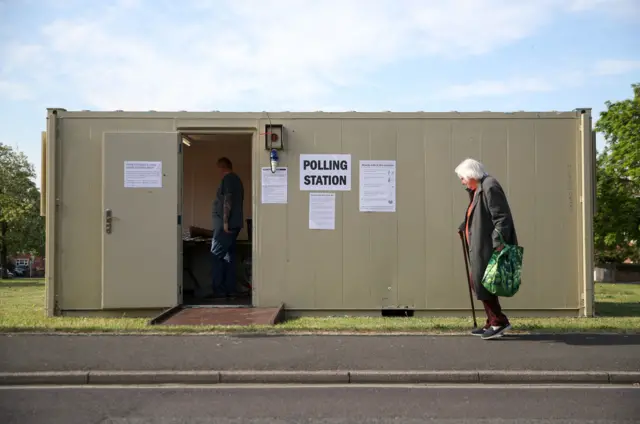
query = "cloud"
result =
(567, 0, 640, 18)
(1, 44, 45, 74)
(593, 59, 640, 76)
(438, 77, 555, 99)
(0, 80, 32, 100)
(433, 57, 640, 100)
(1, 0, 637, 110)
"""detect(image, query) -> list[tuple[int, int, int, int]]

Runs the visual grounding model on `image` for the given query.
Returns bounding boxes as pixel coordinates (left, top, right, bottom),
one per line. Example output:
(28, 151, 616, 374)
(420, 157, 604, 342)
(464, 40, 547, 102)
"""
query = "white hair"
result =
(454, 158, 488, 180)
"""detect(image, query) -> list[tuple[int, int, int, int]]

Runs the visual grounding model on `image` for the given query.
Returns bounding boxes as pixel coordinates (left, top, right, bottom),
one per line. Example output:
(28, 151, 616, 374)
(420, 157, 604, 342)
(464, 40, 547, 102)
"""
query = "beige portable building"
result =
(42, 108, 596, 318)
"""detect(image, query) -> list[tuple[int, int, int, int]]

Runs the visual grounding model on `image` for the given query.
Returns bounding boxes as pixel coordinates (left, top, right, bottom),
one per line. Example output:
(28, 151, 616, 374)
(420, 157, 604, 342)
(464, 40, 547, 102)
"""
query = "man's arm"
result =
(223, 192, 232, 230)
(220, 176, 233, 231)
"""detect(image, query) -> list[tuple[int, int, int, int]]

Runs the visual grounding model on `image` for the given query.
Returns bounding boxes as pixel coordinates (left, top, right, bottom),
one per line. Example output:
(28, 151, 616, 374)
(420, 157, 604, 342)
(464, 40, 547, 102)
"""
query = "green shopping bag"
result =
(481, 231, 524, 297)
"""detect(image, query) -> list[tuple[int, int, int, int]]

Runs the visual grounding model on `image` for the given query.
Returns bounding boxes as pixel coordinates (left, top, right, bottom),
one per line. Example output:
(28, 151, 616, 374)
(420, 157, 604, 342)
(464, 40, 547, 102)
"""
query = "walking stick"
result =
(458, 230, 478, 329)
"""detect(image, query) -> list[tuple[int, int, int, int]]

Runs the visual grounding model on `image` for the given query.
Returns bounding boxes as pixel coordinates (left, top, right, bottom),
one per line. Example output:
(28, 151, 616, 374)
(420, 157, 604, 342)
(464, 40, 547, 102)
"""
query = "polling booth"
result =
(41, 109, 595, 318)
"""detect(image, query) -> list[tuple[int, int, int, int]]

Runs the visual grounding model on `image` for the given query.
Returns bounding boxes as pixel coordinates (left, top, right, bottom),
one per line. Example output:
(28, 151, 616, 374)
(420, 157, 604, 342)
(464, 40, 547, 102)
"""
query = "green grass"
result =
(592, 283, 640, 317)
(1, 278, 639, 334)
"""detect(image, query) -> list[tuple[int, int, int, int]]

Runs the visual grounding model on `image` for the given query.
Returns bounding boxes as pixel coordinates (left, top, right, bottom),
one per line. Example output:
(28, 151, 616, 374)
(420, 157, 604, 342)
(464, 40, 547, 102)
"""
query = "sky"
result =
(1, 0, 639, 186)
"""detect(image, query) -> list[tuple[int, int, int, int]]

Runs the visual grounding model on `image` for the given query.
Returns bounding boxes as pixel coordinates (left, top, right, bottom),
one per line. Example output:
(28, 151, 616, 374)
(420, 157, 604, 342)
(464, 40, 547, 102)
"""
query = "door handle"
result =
(105, 209, 113, 234)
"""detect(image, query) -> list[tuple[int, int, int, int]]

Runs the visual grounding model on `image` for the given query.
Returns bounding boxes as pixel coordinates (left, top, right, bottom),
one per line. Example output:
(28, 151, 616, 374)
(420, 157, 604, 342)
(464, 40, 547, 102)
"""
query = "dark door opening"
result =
(180, 132, 253, 307)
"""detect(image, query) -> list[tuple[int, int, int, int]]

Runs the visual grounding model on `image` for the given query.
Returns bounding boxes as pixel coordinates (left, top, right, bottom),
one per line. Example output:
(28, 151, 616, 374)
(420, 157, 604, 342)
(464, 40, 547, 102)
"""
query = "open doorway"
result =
(180, 133, 253, 307)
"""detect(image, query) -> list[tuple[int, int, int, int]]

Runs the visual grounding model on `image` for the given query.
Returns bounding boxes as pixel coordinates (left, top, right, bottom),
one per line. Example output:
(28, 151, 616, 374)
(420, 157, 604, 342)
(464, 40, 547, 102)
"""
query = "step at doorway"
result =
(149, 304, 284, 326)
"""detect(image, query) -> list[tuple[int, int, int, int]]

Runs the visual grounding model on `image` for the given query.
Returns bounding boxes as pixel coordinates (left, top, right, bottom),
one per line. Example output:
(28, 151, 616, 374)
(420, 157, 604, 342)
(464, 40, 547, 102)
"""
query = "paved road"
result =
(1, 334, 640, 372)
(0, 385, 638, 423)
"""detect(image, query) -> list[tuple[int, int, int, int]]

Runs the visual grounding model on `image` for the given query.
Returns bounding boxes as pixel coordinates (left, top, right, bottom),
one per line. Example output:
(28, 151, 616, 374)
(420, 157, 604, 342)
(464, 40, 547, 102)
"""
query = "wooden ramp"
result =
(149, 304, 284, 326)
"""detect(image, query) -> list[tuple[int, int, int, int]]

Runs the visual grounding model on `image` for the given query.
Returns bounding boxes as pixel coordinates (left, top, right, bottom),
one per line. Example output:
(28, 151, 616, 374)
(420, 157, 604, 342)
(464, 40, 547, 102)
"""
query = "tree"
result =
(594, 83, 640, 263)
(0, 143, 45, 278)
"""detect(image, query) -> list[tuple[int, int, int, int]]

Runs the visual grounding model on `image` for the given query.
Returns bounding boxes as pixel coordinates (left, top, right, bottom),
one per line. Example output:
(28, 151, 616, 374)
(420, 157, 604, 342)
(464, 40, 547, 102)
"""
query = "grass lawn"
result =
(1, 278, 639, 334)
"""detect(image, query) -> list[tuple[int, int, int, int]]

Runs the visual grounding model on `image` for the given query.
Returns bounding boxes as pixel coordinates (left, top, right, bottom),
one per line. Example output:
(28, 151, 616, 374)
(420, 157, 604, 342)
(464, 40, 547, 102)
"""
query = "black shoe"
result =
(471, 327, 488, 336)
(481, 324, 511, 340)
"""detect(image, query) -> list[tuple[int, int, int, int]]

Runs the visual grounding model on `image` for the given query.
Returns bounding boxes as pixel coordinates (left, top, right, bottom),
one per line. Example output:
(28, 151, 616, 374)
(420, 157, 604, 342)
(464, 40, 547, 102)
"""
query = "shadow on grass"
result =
(0, 282, 45, 288)
(0, 325, 274, 335)
(595, 302, 640, 317)
(230, 333, 298, 339)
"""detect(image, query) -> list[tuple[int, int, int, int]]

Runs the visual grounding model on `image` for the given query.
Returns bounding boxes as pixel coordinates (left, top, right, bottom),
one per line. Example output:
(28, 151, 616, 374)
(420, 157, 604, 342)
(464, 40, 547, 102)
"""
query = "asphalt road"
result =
(2, 334, 640, 372)
(0, 385, 638, 423)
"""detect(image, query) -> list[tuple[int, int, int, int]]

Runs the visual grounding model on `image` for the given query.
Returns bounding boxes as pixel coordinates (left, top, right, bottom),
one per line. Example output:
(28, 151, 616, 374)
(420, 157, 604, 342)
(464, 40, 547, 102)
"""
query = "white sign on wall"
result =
(309, 193, 336, 230)
(261, 167, 288, 204)
(124, 161, 162, 188)
(299, 154, 351, 191)
(359, 160, 396, 212)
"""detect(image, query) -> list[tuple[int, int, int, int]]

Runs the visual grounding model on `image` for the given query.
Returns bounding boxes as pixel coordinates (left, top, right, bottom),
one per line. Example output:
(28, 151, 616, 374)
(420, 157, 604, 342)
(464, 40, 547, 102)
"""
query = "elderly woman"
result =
(455, 158, 518, 340)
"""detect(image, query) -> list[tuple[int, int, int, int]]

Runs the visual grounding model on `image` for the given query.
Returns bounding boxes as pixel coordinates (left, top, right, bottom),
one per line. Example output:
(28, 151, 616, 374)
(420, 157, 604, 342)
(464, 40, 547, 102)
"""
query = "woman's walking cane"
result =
(458, 230, 478, 329)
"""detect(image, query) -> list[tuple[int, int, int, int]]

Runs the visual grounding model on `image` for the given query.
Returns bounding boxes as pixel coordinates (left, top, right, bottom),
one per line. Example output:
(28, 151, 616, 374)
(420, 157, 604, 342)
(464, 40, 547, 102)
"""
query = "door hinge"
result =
(177, 215, 182, 225)
(178, 141, 182, 153)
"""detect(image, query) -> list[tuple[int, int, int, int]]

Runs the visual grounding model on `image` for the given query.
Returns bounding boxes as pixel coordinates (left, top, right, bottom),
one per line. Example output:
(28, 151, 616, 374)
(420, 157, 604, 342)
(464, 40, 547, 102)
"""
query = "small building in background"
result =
(8, 254, 45, 277)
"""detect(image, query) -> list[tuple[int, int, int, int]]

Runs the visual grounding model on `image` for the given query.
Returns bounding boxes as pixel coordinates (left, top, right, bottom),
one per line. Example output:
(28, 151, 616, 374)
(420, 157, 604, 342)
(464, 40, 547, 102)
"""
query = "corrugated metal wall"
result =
(48, 111, 590, 316)
(254, 116, 584, 314)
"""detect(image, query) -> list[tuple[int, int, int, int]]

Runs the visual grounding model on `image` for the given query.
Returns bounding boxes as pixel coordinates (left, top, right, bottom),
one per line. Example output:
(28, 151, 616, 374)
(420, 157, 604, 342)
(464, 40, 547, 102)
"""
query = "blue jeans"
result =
(210, 227, 240, 296)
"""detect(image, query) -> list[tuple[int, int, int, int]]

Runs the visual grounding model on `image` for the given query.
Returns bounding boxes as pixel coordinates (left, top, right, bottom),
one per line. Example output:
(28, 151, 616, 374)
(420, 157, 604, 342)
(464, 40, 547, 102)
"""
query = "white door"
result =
(101, 132, 182, 309)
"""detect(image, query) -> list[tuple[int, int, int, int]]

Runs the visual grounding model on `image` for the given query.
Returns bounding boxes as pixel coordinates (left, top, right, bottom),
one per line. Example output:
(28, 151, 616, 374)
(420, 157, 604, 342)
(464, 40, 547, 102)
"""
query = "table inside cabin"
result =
(182, 236, 252, 295)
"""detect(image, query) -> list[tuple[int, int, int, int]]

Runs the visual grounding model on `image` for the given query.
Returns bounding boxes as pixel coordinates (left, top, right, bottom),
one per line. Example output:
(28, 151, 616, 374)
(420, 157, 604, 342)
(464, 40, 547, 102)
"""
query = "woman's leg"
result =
(482, 295, 509, 326)
(480, 295, 510, 339)
(481, 302, 492, 329)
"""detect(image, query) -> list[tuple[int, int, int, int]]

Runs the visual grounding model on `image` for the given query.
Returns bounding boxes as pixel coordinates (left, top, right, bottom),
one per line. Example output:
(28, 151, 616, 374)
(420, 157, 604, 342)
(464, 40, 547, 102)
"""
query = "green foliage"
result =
(594, 83, 640, 263)
(0, 143, 45, 277)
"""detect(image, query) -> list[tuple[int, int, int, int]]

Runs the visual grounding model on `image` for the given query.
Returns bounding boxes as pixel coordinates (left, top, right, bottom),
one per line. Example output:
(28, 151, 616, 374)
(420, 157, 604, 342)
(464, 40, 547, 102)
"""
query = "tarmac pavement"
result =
(1, 333, 639, 372)
(1, 333, 639, 386)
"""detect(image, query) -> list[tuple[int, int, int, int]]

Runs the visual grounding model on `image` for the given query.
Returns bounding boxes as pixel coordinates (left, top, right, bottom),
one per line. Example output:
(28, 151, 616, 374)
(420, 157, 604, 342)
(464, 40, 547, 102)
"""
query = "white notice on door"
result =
(124, 161, 163, 188)
(309, 193, 335, 230)
(359, 160, 396, 212)
(261, 167, 288, 204)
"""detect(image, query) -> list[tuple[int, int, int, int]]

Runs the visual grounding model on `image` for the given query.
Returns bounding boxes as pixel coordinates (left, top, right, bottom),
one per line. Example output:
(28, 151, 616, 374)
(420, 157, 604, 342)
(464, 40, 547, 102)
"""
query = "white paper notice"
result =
(309, 193, 336, 230)
(124, 161, 163, 188)
(261, 167, 288, 204)
(359, 160, 396, 212)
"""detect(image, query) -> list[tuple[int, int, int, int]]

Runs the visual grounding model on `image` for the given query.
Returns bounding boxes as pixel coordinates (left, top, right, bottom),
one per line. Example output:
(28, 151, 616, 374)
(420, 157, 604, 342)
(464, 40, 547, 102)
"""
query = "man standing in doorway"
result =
(210, 157, 244, 298)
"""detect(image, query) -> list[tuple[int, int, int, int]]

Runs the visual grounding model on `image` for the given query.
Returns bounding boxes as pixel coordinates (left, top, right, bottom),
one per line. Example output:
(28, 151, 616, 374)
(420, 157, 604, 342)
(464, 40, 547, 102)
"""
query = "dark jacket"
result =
(458, 175, 518, 301)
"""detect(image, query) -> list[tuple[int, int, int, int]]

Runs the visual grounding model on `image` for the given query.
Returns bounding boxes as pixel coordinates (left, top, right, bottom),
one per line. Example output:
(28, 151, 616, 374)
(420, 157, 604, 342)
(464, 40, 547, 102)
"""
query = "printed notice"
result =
(261, 167, 288, 204)
(124, 161, 162, 188)
(309, 193, 336, 230)
(359, 160, 396, 212)
(300, 154, 351, 191)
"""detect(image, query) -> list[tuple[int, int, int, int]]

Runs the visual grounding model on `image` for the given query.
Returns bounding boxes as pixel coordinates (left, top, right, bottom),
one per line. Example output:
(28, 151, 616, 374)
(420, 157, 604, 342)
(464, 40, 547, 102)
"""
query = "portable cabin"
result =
(41, 109, 596, 318)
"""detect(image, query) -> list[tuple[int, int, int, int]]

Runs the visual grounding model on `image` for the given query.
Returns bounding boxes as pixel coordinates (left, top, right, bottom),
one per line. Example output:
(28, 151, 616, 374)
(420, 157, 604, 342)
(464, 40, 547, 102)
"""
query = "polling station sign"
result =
(300, 154, 351, 191)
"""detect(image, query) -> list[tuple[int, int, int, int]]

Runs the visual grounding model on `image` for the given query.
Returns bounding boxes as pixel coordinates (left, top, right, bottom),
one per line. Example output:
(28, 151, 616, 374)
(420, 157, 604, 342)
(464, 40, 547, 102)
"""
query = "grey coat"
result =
(458, 176, 518, 301)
